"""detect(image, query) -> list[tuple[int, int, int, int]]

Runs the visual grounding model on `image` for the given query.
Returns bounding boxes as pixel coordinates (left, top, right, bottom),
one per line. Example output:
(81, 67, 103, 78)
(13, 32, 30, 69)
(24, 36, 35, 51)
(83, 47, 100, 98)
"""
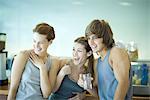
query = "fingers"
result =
(29, 52, 40, 67)
(77, 75, 84, 88)
(68, 93, 80, 100)
(64, 64, 70, 68)
(79, 74, 83, 80)
(30, 51, 37, 59)
(29, 57, 34, 63)
(91, 77, 94, 81)
(69, 92, 86, 100)
(29, 51, 40, 63)
(29, 49, 34, 53)
(29, 52, 35, 63)
(63, 65, 71, 72)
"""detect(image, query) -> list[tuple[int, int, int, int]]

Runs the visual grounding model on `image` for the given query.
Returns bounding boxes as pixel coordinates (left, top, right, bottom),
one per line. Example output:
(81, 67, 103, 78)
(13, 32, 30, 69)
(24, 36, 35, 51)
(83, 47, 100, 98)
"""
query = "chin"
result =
(34, 50, 41, 55)
(73, 61, 79, 66)
(93, 48, 100, 53)
(92, 49, 97, 53)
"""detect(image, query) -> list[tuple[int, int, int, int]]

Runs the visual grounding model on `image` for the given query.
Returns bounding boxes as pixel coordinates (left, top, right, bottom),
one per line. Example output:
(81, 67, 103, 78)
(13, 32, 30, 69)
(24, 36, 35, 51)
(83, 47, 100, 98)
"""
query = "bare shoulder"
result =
(57, 56, 70, 65)
(110, 47, 128, 59)
(109, 47, 130, 68)
(50, 55, 60, 62)
(11, 50, 31, 72)
(15, 50, 30, 61)
(50, 56, 67, 63)
(111, 46, 127, 54)
(51, 56, 71, 71)
(59, 57, 70, 64)
(50, 56, 60, 68)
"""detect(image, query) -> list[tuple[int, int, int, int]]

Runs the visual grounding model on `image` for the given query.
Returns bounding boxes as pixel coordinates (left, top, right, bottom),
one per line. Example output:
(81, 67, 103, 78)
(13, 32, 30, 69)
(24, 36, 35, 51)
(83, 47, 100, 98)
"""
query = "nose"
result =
(34, 42, 40, 48)
(73, 50, 77, 57)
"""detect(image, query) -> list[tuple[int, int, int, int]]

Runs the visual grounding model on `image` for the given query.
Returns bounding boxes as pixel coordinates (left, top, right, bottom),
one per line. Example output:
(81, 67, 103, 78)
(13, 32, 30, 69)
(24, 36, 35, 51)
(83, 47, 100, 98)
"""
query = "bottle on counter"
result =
(141, 64, 148, 85)
(126, 41, 138, 61)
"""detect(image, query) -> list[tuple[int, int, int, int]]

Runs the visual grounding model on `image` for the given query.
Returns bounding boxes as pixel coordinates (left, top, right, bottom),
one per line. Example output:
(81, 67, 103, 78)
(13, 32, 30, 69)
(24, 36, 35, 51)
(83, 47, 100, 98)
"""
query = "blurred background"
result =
(0, 0, 150, 59)
(0, 0, 150, 99)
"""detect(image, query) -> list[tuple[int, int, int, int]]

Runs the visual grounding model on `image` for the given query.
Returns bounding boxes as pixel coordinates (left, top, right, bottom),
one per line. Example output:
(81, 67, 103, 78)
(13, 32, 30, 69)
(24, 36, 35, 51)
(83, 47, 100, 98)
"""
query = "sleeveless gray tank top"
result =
(16, 55, 51, 100)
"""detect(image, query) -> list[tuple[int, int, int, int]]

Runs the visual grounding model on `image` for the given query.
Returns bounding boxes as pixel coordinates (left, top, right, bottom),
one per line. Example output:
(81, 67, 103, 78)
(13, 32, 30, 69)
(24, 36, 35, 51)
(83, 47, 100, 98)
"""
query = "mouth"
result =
(91, 45, 97, 50)
(35, 48, 42, 52)
(73, 57, 80, 61)
(73, 57, 80, 64)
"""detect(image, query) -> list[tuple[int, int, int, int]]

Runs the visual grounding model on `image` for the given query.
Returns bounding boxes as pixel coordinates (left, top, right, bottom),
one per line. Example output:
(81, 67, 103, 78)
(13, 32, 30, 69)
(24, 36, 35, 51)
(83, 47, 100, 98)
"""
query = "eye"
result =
(73, 48, 75, 51)
(77, 49, 83, 52)
(39, 41, 45, 44)
(93, 35, 98, 39)
(33, 40, 36, 43)
(87, 37, 90, 40)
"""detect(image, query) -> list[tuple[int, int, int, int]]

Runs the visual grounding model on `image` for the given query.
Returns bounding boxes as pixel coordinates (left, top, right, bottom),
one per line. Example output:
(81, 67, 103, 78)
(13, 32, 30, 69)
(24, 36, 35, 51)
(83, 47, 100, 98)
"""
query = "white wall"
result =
(148, 0, 150, 59)
(0, 0, 149, 59)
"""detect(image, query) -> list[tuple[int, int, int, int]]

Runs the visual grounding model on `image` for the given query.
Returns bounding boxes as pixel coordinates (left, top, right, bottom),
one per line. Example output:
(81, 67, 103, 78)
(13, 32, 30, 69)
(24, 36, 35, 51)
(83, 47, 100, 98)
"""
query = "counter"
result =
(0, 84, 9, 100)
(0, 84, 150, 100)
(0, 84, 9, 95)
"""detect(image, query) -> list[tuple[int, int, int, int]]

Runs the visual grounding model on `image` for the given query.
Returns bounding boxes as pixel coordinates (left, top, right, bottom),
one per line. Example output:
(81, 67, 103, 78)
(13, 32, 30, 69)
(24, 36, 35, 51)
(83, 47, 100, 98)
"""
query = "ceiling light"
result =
(119, 2, 132, 6)
(72, 1, 83, 5)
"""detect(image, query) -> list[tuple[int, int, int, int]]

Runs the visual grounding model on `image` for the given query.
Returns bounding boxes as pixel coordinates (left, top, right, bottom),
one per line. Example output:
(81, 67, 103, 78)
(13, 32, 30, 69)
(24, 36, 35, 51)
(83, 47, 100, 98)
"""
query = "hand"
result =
(60, 65, 71, 76)
(78, 74, 93, 90)
(77, 74, 84, 88)
(68, 92, 86, 100)
(29, 51, 45, 69)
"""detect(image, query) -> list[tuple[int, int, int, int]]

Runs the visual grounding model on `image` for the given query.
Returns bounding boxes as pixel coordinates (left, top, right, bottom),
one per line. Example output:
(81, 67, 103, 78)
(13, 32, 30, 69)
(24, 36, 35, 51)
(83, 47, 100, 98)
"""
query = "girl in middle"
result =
(49, 36, 98, 100)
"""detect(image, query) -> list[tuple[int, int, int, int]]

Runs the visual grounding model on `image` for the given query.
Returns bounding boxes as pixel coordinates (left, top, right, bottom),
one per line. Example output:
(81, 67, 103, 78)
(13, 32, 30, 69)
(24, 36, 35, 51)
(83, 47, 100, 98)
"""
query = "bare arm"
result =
(51, 57, 70, 92)
(110, 47, 130, 100)
(52, 65, 71, 92)
(49, 57, 63, 93)
(7, 51, 29, 100)
(68, 91, 86, 100)
(86, 87, 98, 97)
(40, 65, 51, 98)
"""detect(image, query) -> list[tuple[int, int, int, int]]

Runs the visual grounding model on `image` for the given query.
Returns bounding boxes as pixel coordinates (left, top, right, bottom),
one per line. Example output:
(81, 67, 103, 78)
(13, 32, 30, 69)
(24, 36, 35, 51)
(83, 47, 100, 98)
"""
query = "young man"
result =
(85, 19, 132, 100)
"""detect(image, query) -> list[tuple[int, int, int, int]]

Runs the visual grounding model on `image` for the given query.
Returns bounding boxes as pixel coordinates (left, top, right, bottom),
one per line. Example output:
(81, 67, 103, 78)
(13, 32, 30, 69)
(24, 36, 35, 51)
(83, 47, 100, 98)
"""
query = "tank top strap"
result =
(45, 54, 52, 70)
(104, 49, 111, 61)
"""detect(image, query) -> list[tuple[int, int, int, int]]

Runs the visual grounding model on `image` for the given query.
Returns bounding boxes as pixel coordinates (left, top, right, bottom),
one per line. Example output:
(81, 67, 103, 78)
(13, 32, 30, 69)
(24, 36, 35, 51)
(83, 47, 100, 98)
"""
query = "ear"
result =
(48, 40, 53, 45)
(87, 50, 92, 57)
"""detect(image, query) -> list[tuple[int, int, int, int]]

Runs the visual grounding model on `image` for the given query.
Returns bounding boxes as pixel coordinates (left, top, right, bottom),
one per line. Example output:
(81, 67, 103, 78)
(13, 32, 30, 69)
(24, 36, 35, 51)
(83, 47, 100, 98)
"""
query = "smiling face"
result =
(87, 34, 105, 53)
(85, 20, 115, 52)
(33, 32, 51, 56)
(72, 42, 89, 66)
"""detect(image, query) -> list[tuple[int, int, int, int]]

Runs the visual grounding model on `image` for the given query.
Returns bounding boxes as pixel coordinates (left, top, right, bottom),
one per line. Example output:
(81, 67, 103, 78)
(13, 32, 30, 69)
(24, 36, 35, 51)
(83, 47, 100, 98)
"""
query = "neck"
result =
(96, 47, 108, 60)
(39, 53, 48, 61)
(71, 63, 84, 74)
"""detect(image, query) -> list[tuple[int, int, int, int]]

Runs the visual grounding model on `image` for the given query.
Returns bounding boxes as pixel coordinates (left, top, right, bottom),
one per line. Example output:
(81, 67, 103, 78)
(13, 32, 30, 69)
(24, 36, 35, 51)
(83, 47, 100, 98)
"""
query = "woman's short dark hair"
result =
(33, 23, 55, 41)
(85, 19, 115, 49)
